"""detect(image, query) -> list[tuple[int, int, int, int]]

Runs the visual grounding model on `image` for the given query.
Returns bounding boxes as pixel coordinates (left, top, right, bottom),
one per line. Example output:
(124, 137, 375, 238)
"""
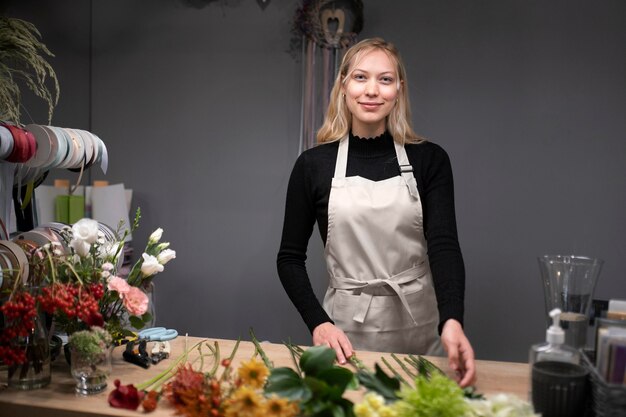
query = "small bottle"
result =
(530, 308, 580, 366)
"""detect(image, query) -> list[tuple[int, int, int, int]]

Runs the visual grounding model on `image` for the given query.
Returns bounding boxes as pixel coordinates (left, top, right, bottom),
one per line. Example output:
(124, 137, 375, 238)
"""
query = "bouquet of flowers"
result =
(0, 209, 176, 366)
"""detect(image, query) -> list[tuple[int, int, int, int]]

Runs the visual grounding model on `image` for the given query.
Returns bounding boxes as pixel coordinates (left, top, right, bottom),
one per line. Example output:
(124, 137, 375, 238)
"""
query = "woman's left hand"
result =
(440, 319, 476, 388)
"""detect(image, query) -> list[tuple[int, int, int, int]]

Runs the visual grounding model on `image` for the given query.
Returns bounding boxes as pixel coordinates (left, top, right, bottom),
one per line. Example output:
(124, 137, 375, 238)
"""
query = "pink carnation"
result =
(107, 276, 130, 296)
(123, 286, 149, 316)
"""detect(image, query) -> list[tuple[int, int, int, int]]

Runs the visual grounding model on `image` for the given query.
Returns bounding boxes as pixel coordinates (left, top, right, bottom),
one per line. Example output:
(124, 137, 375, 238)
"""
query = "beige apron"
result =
(322, 136, 443, 355)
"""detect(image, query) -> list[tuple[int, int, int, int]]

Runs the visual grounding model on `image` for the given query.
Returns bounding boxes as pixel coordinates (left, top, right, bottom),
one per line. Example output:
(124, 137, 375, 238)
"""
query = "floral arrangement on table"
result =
(0, 209, 176, 367)
(108, 331, 539, 417)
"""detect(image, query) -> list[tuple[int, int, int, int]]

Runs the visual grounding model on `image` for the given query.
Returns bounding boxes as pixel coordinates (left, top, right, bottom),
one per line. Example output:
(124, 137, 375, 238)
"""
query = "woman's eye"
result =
(353, 74, 366, 81)
(381, 76, 394, 84)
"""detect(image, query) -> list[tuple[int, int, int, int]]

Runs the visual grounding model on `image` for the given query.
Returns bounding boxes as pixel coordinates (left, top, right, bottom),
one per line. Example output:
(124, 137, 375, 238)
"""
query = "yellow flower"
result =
(365, 393, 385, 410)
(224, 386, 263, 417)
(378, 405, 398, 417)
(354, 402, 375, 417)
(237, 358, 270, 389)
(264, 395, 300, 417)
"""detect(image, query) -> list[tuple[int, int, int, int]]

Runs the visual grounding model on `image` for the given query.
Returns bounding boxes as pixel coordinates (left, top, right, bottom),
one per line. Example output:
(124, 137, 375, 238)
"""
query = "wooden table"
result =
(0, 337, 530, 417)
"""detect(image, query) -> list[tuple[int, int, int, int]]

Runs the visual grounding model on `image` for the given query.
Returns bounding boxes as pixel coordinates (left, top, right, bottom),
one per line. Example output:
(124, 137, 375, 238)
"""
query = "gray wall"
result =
(6, 0, 625, 362)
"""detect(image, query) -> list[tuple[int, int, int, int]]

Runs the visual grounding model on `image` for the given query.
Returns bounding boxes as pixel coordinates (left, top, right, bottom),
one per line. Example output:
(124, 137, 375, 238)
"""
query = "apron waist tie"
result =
(328, 262, 428, 325)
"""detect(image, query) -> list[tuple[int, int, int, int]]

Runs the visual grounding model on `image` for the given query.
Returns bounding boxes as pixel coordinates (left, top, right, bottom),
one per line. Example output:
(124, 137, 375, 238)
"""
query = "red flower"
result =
(108, 379, 144, 410)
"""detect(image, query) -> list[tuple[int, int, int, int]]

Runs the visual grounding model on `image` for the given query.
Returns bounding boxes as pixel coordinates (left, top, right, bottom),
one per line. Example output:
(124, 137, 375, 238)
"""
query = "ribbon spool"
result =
(0, 240, 30, 291)
(0, 124, 36, 163)
(0, 126, 15, 159)
(1, 123, 108, 174)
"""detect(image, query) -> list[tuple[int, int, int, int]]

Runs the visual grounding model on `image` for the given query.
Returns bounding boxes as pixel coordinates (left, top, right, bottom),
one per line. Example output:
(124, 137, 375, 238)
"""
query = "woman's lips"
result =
(359, 102, 383, 110)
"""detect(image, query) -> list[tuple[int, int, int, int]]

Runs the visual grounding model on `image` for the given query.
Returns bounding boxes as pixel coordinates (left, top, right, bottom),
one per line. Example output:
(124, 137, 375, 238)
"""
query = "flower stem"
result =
(135, 339, 207, 391)
(249, 328, 273, 369)
(381, 356, 410, 386)
(391, 352, 417, 380)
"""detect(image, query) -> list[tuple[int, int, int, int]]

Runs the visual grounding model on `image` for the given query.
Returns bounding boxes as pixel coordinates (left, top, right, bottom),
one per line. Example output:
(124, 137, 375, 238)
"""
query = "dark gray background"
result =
(5, 0, 625, 362)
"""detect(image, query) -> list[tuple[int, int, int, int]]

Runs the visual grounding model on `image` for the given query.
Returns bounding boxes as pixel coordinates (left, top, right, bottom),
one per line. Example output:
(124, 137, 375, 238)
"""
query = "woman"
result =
(277, 38, 476, 387)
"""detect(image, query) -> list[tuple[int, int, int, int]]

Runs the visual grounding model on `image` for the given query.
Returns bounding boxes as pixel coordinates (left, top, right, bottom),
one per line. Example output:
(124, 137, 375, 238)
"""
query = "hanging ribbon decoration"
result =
(292, 0, 364, 153)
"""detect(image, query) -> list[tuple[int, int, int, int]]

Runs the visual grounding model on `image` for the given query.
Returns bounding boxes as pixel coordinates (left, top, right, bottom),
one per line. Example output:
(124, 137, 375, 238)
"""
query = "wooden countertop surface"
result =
(0, 337, 530, 417)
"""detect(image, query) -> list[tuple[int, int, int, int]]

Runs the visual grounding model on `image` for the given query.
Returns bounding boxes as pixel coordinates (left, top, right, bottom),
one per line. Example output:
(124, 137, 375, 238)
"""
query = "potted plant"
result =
(68, 326, 113, 395)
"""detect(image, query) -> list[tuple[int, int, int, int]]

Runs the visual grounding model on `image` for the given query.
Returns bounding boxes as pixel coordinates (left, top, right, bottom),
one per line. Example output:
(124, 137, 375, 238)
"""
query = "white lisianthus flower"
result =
(156, 242, 170, 251)
(102, 262, 115, 271)
(148, 228, 163, 244)
(72, 218, 99, 244)
(101, 270, 111, 279)
(141, 253, 164, 276)
(157, 249, 176, 265)
(69, 238, 91, 257)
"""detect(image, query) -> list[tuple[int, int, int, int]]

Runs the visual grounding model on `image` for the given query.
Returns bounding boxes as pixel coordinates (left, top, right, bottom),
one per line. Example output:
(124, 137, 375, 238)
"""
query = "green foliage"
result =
(357, 363, 401, 403)
(393, 372, 468, 417)
(68, 327, 112, 362)
(0, 16, 59, 124)
(265, 346, 358, 417)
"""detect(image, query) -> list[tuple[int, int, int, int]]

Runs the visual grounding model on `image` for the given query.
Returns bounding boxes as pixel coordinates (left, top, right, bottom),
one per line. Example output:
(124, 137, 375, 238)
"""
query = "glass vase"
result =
(7, 314, 52, 390)
(538, 255, 603, 349)
(70, 344, 113, 395)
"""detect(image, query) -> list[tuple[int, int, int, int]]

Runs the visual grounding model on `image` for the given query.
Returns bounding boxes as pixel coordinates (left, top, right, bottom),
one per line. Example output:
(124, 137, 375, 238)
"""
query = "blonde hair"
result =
(317, 38, 424, 145)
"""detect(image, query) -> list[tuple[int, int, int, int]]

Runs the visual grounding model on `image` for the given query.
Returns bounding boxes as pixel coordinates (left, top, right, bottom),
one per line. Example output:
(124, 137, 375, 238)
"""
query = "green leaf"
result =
(303, 375, 331, 398)
(300, 346, 337, 376)
(317, 367, 355, 392)
(128, 315, 145, 330)
(265, 367, 312, 401)
(357, 364, 401, 403)
(141, 312, 153, 322)
(336, 398, 356, 417)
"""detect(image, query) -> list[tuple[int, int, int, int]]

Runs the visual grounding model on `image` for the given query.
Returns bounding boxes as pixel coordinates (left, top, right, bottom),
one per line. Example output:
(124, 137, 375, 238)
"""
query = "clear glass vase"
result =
(538, 255, 603, 349)
(7, 314, 51, 390)
(70, 344, 113, 395)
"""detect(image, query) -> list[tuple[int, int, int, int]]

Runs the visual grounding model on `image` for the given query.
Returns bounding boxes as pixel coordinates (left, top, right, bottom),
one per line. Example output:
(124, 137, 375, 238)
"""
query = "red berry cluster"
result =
(0, 292, 37, 365)
(1, 281, 107, 366)
(77, 290, 104, 327)
(37, 283, 104, 327)
(38, 283, 76, 317)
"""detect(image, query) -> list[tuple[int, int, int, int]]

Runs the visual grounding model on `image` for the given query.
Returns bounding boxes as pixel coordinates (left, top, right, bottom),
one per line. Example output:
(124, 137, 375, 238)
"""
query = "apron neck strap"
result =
(334, 136, 349, 178)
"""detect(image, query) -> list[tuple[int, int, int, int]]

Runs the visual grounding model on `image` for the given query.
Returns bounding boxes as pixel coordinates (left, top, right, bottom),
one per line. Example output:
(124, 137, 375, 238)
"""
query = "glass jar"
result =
(70, 343, 113, 395)
(7, 314, 51, 390)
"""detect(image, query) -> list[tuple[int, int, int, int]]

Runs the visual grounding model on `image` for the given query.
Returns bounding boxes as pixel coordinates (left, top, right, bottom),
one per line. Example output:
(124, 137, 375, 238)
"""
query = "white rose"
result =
(99, 242, 121, 260)
(72, 218, 99, 244)
(69, 238, 91, 257)
(148, 228, 163, 244)
(141, 253, 164, 276)
(157, 249, 176, 265)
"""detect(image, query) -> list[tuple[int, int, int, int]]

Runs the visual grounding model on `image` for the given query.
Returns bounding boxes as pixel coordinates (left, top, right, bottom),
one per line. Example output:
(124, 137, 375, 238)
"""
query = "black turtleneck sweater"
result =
(277, 132, 465, 335)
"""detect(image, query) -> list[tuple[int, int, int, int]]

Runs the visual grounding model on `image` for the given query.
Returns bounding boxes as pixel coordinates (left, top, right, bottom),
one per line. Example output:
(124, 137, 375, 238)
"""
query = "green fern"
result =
(0, 16, 59, 124)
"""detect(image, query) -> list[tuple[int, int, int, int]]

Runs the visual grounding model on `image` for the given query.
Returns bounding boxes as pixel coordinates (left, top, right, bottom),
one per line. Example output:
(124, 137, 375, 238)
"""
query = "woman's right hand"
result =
(312, 322, 353, 364)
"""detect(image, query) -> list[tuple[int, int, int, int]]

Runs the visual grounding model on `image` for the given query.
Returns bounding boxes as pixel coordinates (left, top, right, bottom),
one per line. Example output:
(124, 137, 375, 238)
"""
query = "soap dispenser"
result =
(530, 308, 580, 366)
(530, 308, 589, 417)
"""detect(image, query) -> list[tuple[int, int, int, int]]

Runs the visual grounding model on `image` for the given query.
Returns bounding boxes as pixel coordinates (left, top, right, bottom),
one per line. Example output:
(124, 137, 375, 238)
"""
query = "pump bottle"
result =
(529, 308, 580, 366)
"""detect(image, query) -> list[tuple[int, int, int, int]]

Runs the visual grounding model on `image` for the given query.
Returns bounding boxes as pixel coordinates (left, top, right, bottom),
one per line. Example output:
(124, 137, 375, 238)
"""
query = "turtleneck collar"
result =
(348, 131, 395, 158)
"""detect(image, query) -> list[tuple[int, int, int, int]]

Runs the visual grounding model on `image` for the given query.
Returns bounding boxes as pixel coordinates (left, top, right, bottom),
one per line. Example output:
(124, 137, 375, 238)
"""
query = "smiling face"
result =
(342, 48, 400, 138)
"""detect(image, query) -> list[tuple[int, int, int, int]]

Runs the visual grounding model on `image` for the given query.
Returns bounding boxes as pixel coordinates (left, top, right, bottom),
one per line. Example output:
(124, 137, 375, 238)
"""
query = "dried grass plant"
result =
(0, 16, 59, 124)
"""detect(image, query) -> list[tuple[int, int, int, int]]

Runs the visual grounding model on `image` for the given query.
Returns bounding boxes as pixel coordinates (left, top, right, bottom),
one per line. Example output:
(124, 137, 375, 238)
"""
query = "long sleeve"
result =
(277, 151, 333, 332)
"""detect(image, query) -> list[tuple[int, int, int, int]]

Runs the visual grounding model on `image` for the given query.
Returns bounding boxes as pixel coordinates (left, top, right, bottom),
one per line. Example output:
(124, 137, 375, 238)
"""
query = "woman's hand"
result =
(441, 319, 477, 388)
(312, 322, 353, 364)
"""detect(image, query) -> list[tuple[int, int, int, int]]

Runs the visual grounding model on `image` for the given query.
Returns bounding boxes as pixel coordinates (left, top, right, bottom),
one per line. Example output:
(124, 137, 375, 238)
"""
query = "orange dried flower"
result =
(142, 390, 159, 413)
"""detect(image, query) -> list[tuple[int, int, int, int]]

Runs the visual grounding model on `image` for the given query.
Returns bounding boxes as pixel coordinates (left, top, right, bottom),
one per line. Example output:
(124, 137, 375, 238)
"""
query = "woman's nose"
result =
(365, 80, 378, 96)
